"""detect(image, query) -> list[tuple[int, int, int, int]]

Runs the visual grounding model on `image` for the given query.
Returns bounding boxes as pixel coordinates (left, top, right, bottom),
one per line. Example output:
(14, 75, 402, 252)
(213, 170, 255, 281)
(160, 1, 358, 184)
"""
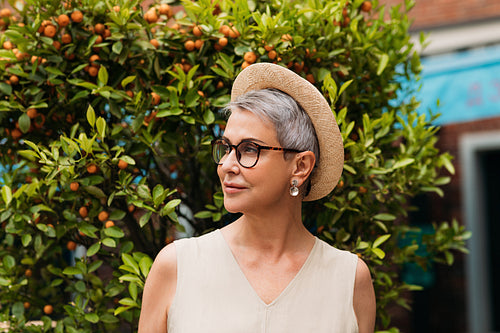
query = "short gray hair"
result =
(224, 88, 320, 194)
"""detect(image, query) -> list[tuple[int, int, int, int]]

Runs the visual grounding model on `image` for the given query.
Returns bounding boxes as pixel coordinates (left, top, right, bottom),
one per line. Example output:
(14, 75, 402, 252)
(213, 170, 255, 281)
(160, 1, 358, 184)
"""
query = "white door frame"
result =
(460, 131, 500, 333)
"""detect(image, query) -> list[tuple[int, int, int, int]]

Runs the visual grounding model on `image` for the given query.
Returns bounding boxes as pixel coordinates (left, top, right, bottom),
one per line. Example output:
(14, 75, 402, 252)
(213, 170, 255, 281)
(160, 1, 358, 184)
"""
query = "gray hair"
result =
(224, 88, 320, 194)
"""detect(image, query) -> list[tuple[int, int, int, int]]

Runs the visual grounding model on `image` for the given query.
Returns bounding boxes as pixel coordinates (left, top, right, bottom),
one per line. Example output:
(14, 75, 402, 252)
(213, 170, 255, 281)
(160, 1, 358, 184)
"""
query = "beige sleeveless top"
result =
(167, 230, 359, 333)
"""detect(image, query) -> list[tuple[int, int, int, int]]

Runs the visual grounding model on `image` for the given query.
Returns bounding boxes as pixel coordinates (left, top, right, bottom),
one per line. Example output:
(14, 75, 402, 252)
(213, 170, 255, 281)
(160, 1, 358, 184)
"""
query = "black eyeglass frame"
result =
(211, 139, 302, 168)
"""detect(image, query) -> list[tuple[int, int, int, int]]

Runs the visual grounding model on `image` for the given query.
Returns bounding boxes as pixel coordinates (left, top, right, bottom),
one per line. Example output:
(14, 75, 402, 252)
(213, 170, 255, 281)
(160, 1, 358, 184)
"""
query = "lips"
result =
(223, 181, 247, 194)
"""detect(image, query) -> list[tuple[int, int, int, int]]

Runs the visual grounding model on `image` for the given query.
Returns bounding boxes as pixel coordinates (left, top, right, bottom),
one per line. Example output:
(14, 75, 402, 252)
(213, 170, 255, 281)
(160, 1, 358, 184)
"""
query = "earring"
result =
(290, 179, 299, 197)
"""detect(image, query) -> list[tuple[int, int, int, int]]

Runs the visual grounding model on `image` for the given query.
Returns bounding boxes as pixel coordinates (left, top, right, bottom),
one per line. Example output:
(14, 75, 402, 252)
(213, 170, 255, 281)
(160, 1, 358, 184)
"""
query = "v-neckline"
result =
(216, 229, 319, 307)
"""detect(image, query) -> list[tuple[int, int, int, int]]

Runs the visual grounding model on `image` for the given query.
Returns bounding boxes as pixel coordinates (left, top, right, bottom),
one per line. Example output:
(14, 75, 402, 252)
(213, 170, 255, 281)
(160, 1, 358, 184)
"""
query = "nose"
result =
(219, 147, 240, 173)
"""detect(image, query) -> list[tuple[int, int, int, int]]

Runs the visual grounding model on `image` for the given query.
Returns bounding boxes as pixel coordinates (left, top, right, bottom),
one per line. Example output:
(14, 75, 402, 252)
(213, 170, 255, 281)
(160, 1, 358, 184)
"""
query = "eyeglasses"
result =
(211, 139, 301, 168)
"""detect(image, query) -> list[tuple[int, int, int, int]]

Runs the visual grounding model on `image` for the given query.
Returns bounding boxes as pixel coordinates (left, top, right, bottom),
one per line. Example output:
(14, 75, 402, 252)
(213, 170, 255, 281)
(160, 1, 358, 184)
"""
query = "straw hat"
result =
(231, 62, 344, 201)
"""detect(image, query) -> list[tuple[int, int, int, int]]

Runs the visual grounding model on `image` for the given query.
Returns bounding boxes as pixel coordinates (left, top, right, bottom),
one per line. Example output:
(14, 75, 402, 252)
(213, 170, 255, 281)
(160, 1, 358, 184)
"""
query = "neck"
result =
(223, 203, 314, 256)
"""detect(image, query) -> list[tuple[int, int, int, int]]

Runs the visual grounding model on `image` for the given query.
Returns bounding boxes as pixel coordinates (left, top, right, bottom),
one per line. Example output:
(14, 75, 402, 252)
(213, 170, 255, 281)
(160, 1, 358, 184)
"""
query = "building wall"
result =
(380, 0, 500, 29)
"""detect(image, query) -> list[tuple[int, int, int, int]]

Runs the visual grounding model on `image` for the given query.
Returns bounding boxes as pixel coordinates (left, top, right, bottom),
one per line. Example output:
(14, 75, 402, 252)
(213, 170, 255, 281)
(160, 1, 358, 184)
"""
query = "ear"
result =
(291, 151, 315, 186)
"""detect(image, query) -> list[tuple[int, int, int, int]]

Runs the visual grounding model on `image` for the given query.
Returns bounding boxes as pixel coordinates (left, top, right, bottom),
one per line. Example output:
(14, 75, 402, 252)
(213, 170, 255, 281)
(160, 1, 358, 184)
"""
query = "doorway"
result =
(461, 132, 500, 333)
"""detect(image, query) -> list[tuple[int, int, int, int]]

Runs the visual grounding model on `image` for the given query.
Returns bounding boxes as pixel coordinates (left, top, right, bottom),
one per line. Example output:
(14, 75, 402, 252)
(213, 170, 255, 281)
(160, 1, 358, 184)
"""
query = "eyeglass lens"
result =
(212, 140, 259, 168)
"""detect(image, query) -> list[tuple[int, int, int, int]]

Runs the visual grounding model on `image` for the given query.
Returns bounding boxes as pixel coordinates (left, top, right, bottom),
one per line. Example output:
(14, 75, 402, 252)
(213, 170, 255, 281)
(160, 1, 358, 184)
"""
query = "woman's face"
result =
(217, 108, 295, 214)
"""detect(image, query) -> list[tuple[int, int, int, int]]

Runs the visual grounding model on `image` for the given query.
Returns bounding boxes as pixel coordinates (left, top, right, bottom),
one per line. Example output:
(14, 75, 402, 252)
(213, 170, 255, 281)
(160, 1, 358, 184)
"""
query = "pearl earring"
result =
(290, 179, 299, 197)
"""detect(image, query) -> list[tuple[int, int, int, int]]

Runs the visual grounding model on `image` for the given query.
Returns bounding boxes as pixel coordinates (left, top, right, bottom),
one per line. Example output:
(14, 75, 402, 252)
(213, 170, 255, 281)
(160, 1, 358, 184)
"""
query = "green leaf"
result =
(96, 117, 106, 139)
(377, 53, 389, 76)
(98, 66, 109, 85)
(109, 209, 126, 220)
(122, 253, 141, 275)
(102, 238, 117, 248)
(22, 234, 32, 247)
(139, 211, 152, 228)
(100, 313, 120, 324)
(372, 247, 386, 259)
(139, 256, 153, 278)
(112, 41, 123, 54)
(84, 185, 106, 198)
(1, 185, 12, 206)
(85, 313, 99, 324)
(162, 199, 181, 215)
(3, 255, 15, 270)
(121, 76, 136, 89)
(194, 211, 212, 219)
(104, 226, 125, 238)
(78, 223, 99, 238)
(87, 105, 96, 128)
(203, 110, 215, 124)
(119, 297, 138, 307)
(393, 158, 414, 169)
(63, 266, 83, 275)
(373, 234, 391, 248)
(18, 113, 31, 133)
(86, 243, 101, 256)
(373, 213, 396, 221)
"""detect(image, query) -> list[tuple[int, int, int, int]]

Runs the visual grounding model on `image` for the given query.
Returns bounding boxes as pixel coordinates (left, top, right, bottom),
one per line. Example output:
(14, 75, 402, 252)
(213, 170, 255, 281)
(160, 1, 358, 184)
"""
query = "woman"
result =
(139, 63, 376, 333)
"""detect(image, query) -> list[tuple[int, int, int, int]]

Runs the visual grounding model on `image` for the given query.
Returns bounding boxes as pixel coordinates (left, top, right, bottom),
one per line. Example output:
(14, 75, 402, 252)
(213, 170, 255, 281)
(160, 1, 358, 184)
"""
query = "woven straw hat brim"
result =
(231, 63, 344, 201)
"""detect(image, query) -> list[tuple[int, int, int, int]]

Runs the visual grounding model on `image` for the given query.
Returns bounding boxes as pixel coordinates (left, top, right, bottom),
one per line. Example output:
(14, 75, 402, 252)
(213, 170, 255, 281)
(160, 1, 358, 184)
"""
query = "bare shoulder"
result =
(138, 243, 178, 333)
(353, 258, 376, 333)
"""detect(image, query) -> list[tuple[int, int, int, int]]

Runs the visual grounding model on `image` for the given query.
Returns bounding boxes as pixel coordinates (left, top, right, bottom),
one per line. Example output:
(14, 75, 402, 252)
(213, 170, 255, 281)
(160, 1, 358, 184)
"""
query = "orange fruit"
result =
(150, 38, 159, 48)
(281, 34, 292, 42)
(103, 29, 111, 38)
(2, 40, 13, 50)
(43, 304, 54, 315)
(243, 51, 257, 64)
(151, 92, 161, 105)
(144, 9, 158, 23)
(0, 8, 12, 17)
(184, 40, 195, 51)
(10, 128, 22, 140)
(306, 73, 315, 84)
(241, 61, 251, 69)
(228, 26, 239, 38)
(52, 40, 61, 50)
(79, 206, 88, 218)
(113, 5, 120, 12)
(86, 163, 98, 174)
(126, 90, 134, 98)
(98, 211, 109, 222)
(268, 50, 277, 60)
(43, 24, 57, 38)
(94, 23, 105, 34)
(218, 37, 228, 47)
(57, 14, 70, 27)
(118, 159, 128, 170)
(88, 66, 98, 77)
(70, 182, 79, 191)
(219, 25, 230, 37)
(25, 269, 33, 277)
(192, 25, 202, 37)
(71, 10, 83, 23)
(159, 3, 172, 17)
(105, 220, 115, 228)
(61, 33, 72, 44)
(128, 204, 135, 213)
(361, 1, 372, 12)
(264, 44, 274, 52)
(26, 108, 38, 119)
(89, 54, 100, 65)
(9, 75, 19, 85)
(194, 39, 204, 50)
(66, 240, 77, 251)
(23, 302, 30, 309)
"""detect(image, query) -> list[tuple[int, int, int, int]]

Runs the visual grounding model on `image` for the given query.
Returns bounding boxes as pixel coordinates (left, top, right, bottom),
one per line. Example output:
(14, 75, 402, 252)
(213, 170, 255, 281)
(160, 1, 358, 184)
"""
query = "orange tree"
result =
(0, 0, 469, 331)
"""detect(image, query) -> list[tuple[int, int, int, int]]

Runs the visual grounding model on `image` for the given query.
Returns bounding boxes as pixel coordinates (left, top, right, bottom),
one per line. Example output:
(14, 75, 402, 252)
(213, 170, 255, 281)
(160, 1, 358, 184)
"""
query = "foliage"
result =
(0, 0, 470, 331)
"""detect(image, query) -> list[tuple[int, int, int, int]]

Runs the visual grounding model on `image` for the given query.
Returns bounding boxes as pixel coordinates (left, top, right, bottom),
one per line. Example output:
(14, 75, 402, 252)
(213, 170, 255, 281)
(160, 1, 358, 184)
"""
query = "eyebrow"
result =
(221, 136, 267, 145)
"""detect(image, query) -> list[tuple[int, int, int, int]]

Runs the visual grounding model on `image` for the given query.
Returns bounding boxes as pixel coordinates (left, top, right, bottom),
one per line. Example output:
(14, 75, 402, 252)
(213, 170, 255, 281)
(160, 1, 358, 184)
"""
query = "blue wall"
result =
(416, 44, 500, 125)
